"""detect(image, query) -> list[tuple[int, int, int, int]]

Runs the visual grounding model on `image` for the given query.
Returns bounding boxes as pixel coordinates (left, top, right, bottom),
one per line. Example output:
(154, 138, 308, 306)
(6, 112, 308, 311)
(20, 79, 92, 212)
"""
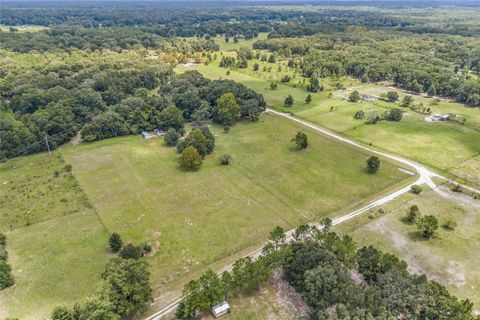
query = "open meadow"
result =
(60, 114, 409, 310)
(334, 187, 480, 310)
(0, 154, 109, 319)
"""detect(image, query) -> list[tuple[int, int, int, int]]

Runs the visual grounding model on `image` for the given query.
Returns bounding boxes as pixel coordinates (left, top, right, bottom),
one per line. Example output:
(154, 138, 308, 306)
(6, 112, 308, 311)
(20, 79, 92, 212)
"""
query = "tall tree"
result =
(213, 93, 240, 125)
(291, 131, 308, 150)
(179, 146, 203, 171)
(101, 258, 153, 317)
(366, 156, 380, 173)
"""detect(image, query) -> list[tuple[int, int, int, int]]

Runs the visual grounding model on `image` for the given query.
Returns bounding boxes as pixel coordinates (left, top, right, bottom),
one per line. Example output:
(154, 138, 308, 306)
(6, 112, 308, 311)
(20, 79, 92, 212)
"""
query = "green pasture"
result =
(0, 154, 109, 319)
(185, 59, 480, 185)
(61, 114, 408, 300)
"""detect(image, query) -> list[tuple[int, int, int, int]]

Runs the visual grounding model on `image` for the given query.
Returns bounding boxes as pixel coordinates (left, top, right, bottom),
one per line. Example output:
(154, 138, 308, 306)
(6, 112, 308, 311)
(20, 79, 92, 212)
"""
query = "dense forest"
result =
(0, 48, 264, 159)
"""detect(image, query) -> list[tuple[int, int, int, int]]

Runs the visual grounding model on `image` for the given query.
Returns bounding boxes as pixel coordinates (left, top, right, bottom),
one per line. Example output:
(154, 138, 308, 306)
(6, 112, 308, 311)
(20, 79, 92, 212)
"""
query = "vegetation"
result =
(406, 205, 420, 223)
(417, 215, 439, 239)
(164, 128, 180, 146)
(219, 154, 232, 165)
(291, 132, 308, 150)
(178, 226, 477, 320)
(284, 94, 294, 107)
(366, 156, 381, 174)
(179, 146, 203, 171)
(2, 1, 480, 318)
(340, 189, 480, 306)
(109, 233, 123, 253)
(52, 114, 408, 319)
(410, 184, 423, 195)
(51, 257, 152, 319)
(348, 90, 361, 102)
(0, 53, 264, 159)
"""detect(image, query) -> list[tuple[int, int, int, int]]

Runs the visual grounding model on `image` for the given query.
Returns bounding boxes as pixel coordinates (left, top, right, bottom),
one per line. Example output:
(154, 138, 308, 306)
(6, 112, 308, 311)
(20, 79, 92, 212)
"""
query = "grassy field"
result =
(183, 52, 480, 186)
(0, 25, 47, 32)
(0, 154, 109, 319)
(183, 33, 269, 52)
(334, 187, 480, 309)
(61, 114, 408, 305)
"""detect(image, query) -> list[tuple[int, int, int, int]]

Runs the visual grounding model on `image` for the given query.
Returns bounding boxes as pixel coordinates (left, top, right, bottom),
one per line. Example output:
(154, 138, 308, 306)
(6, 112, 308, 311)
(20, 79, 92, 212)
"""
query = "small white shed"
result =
(211, 301, 230, 318)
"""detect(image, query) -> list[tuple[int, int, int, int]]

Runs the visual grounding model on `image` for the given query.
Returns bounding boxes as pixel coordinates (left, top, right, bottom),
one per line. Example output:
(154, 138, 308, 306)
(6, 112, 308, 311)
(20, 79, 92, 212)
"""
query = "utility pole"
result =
(44, 132, 51, 155)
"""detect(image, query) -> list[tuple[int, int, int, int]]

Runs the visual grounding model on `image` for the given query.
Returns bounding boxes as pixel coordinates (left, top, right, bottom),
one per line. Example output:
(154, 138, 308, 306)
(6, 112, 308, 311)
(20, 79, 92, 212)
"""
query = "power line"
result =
(44, 132, 51, 155)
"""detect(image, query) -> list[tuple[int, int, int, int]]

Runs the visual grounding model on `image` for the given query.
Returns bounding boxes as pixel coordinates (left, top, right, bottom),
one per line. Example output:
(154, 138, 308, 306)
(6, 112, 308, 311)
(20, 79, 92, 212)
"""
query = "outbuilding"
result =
(141, 131, 150, 139)
(211, 301, 230, 318)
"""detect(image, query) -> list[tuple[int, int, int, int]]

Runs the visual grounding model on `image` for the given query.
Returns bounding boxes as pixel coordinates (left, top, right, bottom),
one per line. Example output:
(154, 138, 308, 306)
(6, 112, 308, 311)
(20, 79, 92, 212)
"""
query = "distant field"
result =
(61, 114, 408, 305)
(184, 54, 480, 185)
(0, 25, 46, 32)
(335, 187, 480, 309)
(0, 154, 109, 319)
(184, 33, 269, 51)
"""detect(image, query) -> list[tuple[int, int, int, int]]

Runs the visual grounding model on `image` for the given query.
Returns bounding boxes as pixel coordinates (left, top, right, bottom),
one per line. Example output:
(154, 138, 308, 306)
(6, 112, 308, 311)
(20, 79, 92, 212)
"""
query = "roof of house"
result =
(212, 301, 230, 314)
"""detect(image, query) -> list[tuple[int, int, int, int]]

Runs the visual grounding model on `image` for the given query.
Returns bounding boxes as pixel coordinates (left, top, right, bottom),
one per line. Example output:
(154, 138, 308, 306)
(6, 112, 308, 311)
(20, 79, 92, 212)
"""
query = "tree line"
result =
(175, 223, 478, 319)
(0, 234, 15, 290)
(253, 31, 480, 107)
(0, 46, 265, 160)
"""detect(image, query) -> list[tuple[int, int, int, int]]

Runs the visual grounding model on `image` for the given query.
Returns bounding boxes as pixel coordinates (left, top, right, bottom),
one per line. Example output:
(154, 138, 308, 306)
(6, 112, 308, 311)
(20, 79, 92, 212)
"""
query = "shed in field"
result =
(141, 131, 150, 139)
(211, 301, 230, 318)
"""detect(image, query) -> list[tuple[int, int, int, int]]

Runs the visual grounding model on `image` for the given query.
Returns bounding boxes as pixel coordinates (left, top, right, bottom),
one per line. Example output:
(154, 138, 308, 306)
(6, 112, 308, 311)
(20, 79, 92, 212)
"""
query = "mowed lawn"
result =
(0, 154, 109, 319)
(62, 114, 408, 296)
(186, 62, 480, 184)
(335, 188, 480, 309)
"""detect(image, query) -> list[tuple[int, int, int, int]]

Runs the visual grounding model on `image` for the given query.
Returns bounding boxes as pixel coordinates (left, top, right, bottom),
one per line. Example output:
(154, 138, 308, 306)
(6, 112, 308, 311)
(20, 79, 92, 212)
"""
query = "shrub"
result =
(451, 184, 462, 192)
(141, 243, 152, 254)
(291, 132, 308, 150)
(348, 90, 360, 102)
(64, 164, 72, 172)
(443, 220, 457, 230)
(401, 95, 414, 107)
(119, 243, 143, 260)
(219, 154, 232, 165)
(0, 260, 15, 289)
(164, 128, 180, 146)
(386, 108, 403, 121)
(284, 95, 294, 107)
(354, 110, 365, 119)
(416, 215, 438, 239)
(406, 205, 420, 223)
(305, 94, 312, 104)
(387, 91, 399, 102)
(280, 75, 291, 83)
(223, 126, 230, 133)
(410, 185, 423, 195)
(366, 156, 380, 173)
(179, 146, 203, 171)
(0, 246, 7, 261)
(109, 233, 123, 253)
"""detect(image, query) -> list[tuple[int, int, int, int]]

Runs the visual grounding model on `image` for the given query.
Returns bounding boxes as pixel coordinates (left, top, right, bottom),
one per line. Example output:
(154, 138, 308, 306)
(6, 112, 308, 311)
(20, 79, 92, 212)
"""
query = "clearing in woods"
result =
(334, 187, 480, 310)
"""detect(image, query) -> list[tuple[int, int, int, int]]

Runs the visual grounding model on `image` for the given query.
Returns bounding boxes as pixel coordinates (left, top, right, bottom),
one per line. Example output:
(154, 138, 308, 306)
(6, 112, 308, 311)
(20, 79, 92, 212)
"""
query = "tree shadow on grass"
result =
(400, 216, 413, 225)
(407, 231, 435, 242)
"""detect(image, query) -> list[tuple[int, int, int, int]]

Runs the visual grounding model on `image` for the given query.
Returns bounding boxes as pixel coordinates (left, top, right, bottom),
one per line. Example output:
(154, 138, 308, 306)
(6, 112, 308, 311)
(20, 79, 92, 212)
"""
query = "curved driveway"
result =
(145, 108, 478, 320)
